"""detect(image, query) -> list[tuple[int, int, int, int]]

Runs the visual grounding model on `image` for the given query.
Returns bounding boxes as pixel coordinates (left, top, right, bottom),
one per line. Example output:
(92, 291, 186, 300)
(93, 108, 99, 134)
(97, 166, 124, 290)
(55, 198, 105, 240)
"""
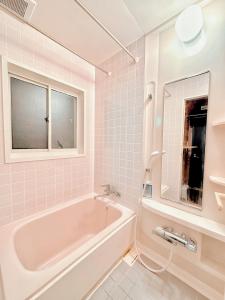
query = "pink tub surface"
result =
(15, 197, 122, 271)
(0, 195, 135, 300)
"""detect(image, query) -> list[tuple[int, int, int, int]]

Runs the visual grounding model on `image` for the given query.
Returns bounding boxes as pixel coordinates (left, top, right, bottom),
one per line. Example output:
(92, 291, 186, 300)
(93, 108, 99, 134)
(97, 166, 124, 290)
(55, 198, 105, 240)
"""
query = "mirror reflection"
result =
(161, 72, 210, 208)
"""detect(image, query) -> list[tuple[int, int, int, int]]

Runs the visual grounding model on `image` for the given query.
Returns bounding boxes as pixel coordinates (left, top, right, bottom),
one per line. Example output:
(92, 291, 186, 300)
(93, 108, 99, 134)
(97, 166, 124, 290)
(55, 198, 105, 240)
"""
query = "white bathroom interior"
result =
(0, 0, 225, 299)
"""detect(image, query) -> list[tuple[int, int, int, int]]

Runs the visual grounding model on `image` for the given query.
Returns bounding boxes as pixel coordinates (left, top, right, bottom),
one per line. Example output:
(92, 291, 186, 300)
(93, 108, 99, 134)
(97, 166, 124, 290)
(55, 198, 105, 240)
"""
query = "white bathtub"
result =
(0, 194, 135, 300)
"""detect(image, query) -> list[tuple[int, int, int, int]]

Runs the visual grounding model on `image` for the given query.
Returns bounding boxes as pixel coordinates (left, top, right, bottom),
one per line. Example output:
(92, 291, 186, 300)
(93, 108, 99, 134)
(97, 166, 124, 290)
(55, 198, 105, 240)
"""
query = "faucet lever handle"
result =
(101, 184, 111, 193)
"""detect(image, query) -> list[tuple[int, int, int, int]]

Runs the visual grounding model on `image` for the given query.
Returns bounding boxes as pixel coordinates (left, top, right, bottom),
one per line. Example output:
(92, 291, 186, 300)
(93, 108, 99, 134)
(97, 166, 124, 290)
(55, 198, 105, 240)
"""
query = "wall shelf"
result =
(142, 198, 225, 243)
(209, 176, 225, 187)
(212, 120, 225, 127)
(215, 192, 225, 211)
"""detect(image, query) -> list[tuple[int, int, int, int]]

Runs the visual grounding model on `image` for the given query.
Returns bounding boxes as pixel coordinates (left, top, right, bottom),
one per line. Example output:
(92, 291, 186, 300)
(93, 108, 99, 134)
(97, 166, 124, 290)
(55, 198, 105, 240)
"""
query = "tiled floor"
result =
(89, 257, 208, 300)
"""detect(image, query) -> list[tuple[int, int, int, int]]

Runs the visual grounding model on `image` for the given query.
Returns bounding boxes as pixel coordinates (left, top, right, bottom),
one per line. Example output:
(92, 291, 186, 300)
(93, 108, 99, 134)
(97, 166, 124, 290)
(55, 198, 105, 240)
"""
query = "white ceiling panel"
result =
(27, 0, 202, 66)
(123, 0, 200, 33)
(31, 0, 143, 64)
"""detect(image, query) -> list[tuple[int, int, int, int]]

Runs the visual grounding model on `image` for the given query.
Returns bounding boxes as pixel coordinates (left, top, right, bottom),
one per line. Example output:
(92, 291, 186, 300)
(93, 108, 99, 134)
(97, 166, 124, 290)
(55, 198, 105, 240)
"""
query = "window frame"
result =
(1, 56, 86, 163)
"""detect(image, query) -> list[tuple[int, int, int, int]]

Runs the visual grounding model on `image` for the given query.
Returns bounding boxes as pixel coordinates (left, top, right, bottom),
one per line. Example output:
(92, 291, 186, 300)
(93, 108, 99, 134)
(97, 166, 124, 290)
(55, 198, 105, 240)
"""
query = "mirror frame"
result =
(160, 70, 211, 210)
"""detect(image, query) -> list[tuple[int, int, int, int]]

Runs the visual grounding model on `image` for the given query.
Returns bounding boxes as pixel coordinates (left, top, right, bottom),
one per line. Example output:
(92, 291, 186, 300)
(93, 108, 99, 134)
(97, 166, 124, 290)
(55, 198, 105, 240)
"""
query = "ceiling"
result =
(30, 0, 199, 66)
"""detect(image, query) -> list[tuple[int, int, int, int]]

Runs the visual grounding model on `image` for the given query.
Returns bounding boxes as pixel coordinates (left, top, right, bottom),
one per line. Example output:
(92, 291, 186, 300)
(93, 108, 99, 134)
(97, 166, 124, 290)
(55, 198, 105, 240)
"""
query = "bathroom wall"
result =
(139, 0, 225, 297)
(147, 0, 225, 223)
(0, 10, 95, 226)
(95, 38, 145, 211)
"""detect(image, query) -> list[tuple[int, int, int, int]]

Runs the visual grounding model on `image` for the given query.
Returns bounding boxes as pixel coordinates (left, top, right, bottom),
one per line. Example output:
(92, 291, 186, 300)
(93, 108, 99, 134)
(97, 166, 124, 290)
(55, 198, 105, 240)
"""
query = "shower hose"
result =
(133, 183, 174, 273)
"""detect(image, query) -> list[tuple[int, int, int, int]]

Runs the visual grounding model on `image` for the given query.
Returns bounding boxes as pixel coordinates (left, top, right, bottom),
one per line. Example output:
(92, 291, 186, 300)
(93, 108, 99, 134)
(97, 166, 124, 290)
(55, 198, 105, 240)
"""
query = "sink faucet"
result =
(94, 184, 120, 199)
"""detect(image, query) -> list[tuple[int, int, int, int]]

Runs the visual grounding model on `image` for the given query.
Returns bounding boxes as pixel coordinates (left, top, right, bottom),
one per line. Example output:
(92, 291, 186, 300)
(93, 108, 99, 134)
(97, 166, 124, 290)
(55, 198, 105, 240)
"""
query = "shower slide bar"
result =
(73, 0, 139, 65)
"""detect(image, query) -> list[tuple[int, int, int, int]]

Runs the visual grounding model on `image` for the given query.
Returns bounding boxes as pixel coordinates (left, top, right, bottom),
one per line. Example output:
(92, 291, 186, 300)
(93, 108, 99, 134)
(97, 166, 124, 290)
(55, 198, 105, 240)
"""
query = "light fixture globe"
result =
(175, 5, 204, 43)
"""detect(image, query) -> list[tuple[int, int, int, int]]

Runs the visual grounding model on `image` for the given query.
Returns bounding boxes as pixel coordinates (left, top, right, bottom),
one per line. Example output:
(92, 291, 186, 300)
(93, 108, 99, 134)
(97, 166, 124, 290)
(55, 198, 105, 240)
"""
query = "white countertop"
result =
(142, 198, 225, 243)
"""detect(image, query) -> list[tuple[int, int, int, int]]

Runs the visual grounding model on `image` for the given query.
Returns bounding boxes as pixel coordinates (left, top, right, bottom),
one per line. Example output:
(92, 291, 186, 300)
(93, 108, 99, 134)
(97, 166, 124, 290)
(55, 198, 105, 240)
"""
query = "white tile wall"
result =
(95, 38, 145, 211)
(0, 10, 95, 226)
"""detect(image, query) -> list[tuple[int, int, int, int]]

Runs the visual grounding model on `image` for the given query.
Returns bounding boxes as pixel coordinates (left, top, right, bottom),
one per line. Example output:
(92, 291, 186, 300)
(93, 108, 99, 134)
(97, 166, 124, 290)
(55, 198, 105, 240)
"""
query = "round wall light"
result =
(175, 5, 204, 43)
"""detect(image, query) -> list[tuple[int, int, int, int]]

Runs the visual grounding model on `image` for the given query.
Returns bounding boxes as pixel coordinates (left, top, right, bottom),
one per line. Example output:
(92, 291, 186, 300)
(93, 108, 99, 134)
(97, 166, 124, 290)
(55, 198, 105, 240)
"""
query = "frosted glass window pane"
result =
(11, 77, 48, 149)
(51, 90, 76, 149)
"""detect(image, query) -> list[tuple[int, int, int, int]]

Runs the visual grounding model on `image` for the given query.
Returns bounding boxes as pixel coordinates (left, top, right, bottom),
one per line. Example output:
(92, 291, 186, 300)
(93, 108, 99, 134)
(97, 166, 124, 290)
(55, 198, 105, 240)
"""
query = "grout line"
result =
(84, 259, 123, 300)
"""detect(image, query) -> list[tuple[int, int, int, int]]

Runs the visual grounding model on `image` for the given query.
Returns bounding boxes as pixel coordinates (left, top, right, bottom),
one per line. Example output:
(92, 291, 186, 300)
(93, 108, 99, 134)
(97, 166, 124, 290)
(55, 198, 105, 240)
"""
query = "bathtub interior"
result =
(14, 198, 122, 271)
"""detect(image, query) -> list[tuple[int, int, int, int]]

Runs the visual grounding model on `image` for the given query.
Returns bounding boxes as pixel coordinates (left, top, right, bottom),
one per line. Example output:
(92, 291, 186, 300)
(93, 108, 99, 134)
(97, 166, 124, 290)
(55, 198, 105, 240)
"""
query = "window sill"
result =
(5, 150, 85, 163)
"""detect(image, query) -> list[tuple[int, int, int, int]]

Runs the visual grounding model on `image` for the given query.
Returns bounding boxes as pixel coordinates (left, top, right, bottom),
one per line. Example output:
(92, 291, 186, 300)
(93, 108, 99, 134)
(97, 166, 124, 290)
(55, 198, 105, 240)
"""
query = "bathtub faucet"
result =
(102, 184, 120, 198)
(94, 184, 120, 199)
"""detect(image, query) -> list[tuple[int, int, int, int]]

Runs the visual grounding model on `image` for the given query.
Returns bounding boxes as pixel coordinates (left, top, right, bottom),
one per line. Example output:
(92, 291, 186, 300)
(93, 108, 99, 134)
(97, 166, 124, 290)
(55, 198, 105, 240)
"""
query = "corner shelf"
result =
(212, 120, 225, 127)
(142, 198, 225, 243)
(209, 176, 225, 187)
(215, 192, 225, 211)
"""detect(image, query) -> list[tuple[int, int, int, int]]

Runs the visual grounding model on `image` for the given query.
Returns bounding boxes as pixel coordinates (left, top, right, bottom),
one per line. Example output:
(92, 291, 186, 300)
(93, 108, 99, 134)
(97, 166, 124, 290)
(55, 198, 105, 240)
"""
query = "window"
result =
(51, 89, 77, 149)
(11, 77, 48, 149)
(2, 59, 85, 162)
(10, 77, 78, 150)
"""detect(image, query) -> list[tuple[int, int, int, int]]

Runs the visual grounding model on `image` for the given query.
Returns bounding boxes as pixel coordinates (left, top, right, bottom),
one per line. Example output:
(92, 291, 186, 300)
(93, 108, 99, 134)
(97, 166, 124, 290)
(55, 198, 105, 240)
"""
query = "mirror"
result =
(161, 72, 210, 208)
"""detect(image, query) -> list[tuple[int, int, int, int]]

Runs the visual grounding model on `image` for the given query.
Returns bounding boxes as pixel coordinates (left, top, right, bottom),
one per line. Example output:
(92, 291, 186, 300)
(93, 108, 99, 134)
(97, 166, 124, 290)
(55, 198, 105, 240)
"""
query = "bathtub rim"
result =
(30, 214, 135, 300)
(12, 195, 127, 272)
(0, 193, 135, 300)
(12, 193, 123, 239)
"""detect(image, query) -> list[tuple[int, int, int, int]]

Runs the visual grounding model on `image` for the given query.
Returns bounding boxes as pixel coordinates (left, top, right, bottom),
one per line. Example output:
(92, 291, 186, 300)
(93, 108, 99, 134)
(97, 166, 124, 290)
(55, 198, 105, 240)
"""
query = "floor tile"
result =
(102, 276, 116, 294)
(90, 287, 110, 300)
(110, 268, 124, 283)
(89, 259, 208, 300)
(116, 261, 130, 274)
(119, 276, 133, 295)
(109, 286, 127, 300)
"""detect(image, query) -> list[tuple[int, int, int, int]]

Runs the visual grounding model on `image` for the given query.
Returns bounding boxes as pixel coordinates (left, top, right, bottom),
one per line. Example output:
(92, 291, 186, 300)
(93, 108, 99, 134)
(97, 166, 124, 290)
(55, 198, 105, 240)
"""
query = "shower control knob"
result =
(153, 226, 197, 252)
